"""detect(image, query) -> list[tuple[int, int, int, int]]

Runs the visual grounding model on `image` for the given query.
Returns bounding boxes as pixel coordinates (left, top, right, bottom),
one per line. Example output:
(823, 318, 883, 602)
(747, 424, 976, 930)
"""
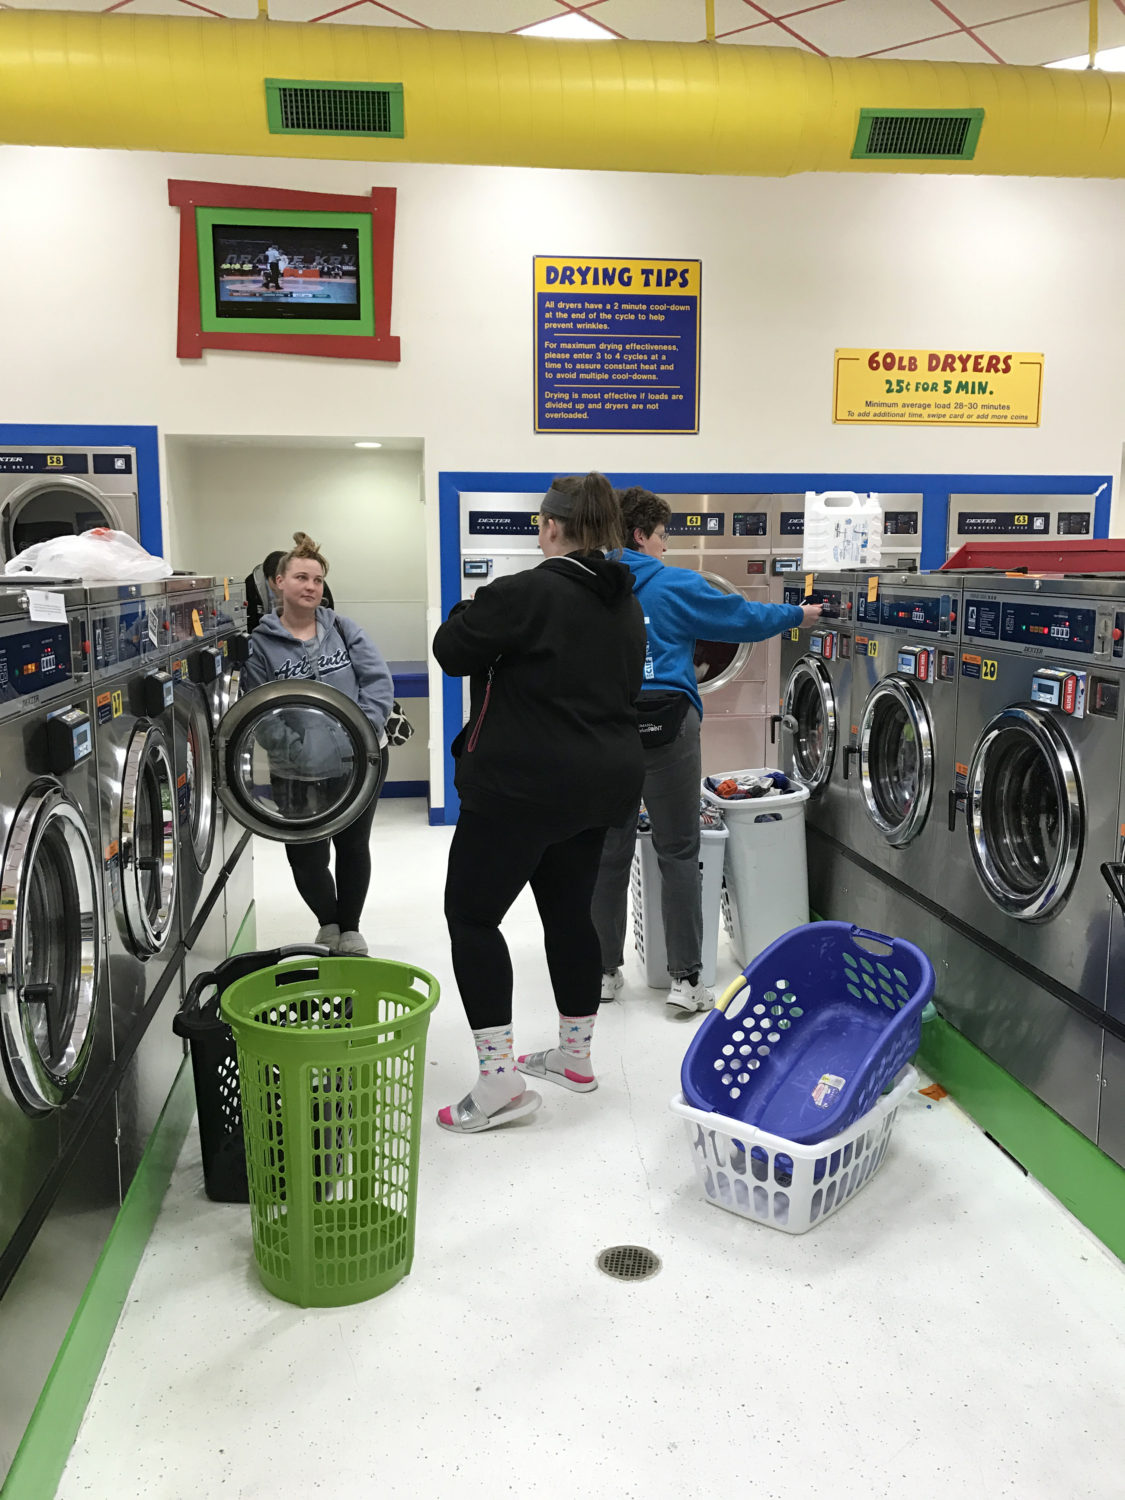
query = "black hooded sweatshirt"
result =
(433, 552, 646, 832)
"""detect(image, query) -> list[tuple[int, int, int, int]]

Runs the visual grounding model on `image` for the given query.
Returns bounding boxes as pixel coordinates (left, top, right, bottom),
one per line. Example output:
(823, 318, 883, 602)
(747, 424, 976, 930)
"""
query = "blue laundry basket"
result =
(681, 922, 934, 1145)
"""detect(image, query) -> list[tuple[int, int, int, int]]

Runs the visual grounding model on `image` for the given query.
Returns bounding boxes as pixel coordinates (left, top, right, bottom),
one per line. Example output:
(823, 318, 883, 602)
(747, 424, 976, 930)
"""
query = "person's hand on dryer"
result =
(801, 603, 824, 627)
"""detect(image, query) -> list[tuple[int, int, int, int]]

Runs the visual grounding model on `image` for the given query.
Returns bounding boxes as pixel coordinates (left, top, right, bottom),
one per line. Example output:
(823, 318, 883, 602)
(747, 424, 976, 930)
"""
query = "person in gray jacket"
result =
(241, 532, 393, 956)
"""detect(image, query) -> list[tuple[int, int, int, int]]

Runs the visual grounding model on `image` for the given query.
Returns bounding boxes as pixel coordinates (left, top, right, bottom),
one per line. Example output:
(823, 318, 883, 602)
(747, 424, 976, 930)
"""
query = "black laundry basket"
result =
(173, 944, 328, 1203)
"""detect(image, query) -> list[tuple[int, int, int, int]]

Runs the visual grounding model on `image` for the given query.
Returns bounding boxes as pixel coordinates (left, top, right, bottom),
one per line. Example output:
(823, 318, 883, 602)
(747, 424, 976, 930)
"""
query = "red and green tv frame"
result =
(169, 179, 400, 363)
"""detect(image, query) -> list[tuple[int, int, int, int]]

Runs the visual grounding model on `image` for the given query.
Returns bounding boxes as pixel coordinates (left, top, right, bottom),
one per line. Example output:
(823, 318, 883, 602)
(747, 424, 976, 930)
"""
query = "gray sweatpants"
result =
(591, 707, 702, 981)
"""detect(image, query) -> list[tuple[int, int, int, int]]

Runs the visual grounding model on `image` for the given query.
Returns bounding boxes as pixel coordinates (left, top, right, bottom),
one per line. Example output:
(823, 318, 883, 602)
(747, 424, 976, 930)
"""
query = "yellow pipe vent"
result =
(2, 10, 1125, 177)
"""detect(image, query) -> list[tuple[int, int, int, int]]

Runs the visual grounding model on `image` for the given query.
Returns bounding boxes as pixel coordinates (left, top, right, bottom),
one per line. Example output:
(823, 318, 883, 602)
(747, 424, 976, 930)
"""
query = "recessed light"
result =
(517, 15, 615, 41)
(354, 441, 383, 448)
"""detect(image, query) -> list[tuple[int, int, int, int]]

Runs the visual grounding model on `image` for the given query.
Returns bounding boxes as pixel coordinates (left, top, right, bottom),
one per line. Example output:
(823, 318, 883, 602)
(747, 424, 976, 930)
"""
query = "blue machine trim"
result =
(382, 780, 429, 799)
(387, 659, 429, 698)
(436, 469, 1114, 824)
(0, 423, 163, 557)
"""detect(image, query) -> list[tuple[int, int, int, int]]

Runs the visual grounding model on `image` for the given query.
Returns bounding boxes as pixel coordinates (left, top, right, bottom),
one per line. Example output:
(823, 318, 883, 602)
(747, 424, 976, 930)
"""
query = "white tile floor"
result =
(59, 800, 1125, 1499)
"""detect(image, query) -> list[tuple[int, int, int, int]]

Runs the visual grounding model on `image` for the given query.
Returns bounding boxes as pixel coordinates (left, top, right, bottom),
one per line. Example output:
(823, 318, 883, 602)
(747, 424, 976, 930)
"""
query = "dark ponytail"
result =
(544, 472, 623, 554)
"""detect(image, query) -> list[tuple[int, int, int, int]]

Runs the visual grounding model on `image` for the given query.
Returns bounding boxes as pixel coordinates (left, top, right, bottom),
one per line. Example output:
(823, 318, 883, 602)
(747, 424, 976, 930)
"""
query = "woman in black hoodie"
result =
(433, 472, 645, 1134)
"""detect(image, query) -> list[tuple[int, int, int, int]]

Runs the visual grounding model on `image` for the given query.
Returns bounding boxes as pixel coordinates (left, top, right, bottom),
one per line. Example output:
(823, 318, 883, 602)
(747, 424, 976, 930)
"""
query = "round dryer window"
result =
(692, 572, 752, 693)
(0, 783, 101, 1111)
(180, 685, 216, 872)
(215, 680, 385, 844)
(781, 657, 837, 792)
(859, 677, 934, 846)
(121, 725, 177, 956)
(4, 477, 120, 558)
(967, 706, 1083, 920)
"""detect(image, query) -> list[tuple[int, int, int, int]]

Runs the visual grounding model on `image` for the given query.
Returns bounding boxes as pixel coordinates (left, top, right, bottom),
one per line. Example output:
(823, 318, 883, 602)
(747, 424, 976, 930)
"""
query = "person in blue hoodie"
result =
(241, 531, 393, 956)
(591, 489, 823, 1016)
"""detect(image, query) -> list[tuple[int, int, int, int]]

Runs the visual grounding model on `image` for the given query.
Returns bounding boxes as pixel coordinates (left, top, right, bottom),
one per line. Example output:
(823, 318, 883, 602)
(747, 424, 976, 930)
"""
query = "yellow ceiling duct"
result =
(2, 10, 1125, 177)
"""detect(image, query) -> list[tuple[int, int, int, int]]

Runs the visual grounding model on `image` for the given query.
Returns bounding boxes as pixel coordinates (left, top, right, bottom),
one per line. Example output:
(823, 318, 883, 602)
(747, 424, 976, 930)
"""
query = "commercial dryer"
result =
(942, 576, 1125, 1141)
(0, 445, 141, 566)
(212, 580, 254, 954)
(165, 575, 225, 985)
(0, 585, 112, 1266)
(848, 575, 961, 908)
(87, 582, 182, 1189)
(775, 571, 858, 845)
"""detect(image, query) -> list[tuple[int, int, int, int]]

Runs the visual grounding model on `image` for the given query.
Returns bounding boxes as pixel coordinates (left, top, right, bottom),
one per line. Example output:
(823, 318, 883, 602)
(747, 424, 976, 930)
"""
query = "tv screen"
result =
(212, 224, 362, 321)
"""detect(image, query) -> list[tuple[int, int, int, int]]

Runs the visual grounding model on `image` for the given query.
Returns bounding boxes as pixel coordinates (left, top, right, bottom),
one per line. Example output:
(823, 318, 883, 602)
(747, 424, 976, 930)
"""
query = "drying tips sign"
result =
(833, 349, 1044, 427)
(534, 257, 701, 434)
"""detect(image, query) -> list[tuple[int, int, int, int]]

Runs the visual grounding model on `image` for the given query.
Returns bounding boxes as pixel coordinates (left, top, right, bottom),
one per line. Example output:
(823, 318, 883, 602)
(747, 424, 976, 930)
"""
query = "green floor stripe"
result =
(3, 895, 260, 1499)
(2, 1063, 195, 1500)
(919, 1015, 1125, 1263)
(228, 898, 257, 958)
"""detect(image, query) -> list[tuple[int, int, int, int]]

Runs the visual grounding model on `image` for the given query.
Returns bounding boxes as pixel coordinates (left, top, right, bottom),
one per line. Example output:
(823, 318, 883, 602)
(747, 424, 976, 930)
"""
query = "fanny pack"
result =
(636, 689, 690, 749)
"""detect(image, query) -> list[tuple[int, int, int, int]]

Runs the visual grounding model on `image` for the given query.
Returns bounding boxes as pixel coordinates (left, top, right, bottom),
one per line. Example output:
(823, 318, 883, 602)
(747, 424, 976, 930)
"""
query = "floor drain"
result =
(596, 1245, 662, 1282)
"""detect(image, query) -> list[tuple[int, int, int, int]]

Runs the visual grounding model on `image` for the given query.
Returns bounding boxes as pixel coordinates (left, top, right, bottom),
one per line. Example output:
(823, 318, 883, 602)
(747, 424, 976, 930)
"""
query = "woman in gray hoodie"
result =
(241, 532, 393, 955)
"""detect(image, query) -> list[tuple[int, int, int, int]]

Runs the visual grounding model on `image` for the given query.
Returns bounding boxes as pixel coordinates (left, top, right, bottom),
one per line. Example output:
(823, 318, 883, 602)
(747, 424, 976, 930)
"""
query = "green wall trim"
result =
(918, 1015, 1125, 1263)
(1, 1063, 195, 1500)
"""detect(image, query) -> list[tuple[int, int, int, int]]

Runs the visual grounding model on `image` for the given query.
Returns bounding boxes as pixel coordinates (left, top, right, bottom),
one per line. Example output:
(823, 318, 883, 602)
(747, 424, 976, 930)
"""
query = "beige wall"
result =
(2, 144, 1123, 801)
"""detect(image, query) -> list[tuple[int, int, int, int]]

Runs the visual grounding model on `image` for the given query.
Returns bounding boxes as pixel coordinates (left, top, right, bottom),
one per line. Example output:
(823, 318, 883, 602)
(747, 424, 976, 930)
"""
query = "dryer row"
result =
(0, 575, 253, 1290)
(776, 569, 1125, 1172)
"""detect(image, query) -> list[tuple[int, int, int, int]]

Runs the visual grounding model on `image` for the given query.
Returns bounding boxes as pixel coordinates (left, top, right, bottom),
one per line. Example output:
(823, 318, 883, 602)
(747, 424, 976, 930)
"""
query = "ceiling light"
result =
(516, 14, 615, 42)
(1047, 45, 1125, 70)
(354, 441, 383, 448)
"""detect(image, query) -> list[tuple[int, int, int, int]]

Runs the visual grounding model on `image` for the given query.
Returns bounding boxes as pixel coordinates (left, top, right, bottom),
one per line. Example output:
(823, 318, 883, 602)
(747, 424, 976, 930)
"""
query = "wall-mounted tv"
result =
(211, 223, 362, 322)
(171, 182, 400, 362)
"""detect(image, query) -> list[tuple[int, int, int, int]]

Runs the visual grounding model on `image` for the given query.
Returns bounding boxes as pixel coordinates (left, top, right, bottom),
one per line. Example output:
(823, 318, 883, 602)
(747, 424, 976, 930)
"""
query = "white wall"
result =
(167, 438, 429, 781)
(2, 143, 1123, 802)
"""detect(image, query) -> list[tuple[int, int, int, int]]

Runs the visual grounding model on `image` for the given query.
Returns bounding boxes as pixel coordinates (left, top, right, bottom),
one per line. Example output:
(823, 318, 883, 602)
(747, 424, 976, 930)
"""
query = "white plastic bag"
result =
(3, 528, 172, 583)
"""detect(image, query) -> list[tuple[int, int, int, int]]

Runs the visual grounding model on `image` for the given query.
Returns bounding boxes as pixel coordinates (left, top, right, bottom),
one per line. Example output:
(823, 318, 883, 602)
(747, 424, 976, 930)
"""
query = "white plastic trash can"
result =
(631, 825, 728, 989)
(702, 771, 809, 968)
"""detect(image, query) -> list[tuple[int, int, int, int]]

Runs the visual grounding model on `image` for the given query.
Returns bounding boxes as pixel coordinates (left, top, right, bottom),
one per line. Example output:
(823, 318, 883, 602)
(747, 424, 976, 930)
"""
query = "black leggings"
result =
(444, 809, 608, 1031)
(283, 755, 387, 931)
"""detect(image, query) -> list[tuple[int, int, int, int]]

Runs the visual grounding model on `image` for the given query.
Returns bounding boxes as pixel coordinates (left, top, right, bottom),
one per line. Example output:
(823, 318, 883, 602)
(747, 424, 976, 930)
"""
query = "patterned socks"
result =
(465, 1022, 527, 1114)
(543, 1012, 597, 1086)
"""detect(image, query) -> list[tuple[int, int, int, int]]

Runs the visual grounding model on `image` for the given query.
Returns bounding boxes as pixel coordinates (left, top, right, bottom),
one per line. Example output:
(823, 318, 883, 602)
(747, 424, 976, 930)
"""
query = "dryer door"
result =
(121, 724, 178, 956)
(3, 476, 131, 558)
(215, 681, 385, 843)
(967, 705, 1082, 920)
(780, 657, 837, 792)
(692, 572, 753, 693)
(0, 782, 101, 1112)
(177, 681, 217, 879)
(858, 676, 934, 847)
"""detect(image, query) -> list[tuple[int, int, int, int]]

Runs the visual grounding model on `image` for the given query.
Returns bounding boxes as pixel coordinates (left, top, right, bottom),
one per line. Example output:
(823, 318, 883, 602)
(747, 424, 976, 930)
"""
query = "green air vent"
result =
(852, 107, 983, 161)
(265, 79, 404, 138)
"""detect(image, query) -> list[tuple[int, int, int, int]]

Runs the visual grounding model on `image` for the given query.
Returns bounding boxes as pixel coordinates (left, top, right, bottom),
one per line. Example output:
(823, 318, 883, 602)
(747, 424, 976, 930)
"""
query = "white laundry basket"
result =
(631, 824, 728, 989)
(670, 1066, 918, 1235)
(702, 772, 809, 968)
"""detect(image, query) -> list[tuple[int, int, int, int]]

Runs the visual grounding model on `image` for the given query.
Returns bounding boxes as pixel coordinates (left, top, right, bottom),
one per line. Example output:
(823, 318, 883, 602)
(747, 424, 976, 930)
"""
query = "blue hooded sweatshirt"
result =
(620, 551, 804, 716)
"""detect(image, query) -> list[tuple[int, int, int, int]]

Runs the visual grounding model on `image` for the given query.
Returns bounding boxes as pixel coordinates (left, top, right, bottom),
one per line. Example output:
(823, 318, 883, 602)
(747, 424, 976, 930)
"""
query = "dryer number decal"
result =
(961, 654, 998, 680)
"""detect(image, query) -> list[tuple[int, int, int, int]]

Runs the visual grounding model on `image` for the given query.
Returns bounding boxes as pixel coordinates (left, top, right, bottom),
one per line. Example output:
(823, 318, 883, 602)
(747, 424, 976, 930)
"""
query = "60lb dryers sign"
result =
(834, 348, 1044, 426)
(534, 257, 700, 434)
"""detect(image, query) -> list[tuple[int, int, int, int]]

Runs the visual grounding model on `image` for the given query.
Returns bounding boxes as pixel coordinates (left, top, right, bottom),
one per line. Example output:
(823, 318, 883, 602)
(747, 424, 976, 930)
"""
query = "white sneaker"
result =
(337, 931, 369, 956)
(600, 969, 624, 1003)
(667, 976, 715, 1016)
(316, 924, 341, 952)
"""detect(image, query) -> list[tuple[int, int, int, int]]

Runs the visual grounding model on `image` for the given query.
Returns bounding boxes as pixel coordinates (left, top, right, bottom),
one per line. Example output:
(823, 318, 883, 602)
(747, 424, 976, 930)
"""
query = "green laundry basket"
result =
(220, 953, 440, 1308)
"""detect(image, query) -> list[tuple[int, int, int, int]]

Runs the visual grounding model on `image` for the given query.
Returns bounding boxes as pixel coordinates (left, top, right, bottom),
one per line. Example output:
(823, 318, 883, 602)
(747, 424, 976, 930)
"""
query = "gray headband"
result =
(539, 485, 576, 521)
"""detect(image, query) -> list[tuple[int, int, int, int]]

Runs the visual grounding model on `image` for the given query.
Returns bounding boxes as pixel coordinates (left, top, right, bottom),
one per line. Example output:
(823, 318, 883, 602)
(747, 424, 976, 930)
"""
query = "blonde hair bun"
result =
(277, 532, 329, 577)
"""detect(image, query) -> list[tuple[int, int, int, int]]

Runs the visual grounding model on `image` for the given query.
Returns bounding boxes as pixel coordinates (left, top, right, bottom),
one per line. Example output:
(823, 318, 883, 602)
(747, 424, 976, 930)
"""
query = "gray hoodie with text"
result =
(242, 607, 393, 778)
